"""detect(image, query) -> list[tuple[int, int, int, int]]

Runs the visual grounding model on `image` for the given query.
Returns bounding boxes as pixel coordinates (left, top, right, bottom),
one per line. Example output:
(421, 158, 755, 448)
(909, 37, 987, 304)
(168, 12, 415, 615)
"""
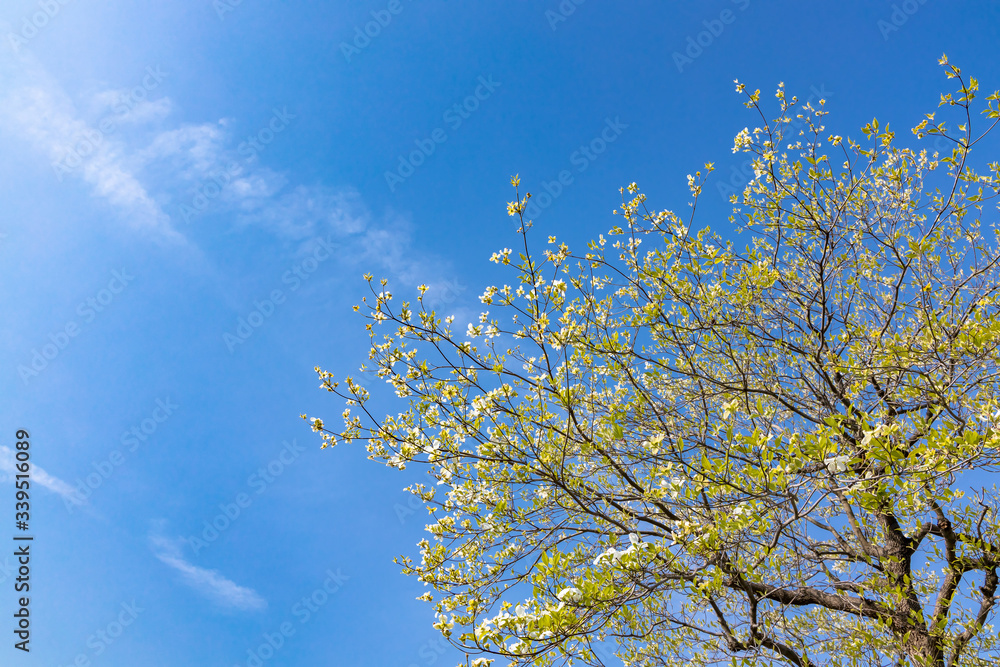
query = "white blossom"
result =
(556, 587, 583, 603)
(825, 455, 850, 474)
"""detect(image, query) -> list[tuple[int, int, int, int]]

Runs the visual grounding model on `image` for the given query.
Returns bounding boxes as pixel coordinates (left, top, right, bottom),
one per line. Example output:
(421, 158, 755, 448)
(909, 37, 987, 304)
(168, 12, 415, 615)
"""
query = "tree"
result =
(306, 57, 1000, 666)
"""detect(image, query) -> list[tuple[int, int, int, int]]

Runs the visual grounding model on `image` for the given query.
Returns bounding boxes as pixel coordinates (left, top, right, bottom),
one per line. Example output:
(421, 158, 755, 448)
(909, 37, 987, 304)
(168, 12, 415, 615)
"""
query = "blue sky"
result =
(0, 1, 998, 665)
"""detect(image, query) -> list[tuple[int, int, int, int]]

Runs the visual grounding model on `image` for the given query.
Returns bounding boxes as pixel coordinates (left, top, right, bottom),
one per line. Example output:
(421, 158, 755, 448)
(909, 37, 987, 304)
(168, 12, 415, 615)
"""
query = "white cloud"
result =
(229, 168, 288, 205)
(87, 87, 173, 125)
(233, 183, 459, 295)
(136, 122, 228, 178)
(237, 183, 369, 239)
(0, 51, 183, 242)
(0, 445, 81, 504)
(0, 48, 464, 303)
(149, 534, 267, 612)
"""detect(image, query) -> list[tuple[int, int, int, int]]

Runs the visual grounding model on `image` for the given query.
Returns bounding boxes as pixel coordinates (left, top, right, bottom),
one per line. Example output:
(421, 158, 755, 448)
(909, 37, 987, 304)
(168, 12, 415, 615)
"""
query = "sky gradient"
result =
(1, 1, 999, 665)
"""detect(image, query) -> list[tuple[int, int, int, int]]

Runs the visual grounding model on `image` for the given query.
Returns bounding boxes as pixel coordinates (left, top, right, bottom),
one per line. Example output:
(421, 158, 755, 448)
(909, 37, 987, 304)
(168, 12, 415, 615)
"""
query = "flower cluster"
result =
(732, 126, 752, 153)
(593, 533, 653, 567)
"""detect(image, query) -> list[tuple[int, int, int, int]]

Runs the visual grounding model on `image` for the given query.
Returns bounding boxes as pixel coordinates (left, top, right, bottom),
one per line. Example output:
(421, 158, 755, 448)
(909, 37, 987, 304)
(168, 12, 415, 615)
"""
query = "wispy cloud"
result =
(0, 48, 463, 302)
(87, 86, 174, 126)
(136, 122, 229, 178)
(235, 183, 459, 295)
(0, 51, 183, 242)
(236, 183, 368, 240)
(0, 445, 80, 503)
(149, 533, 267, 612)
